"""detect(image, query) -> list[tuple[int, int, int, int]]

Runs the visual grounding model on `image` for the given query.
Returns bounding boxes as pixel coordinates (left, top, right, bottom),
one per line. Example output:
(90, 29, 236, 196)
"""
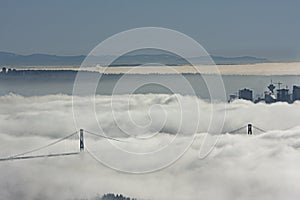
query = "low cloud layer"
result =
(0, 94, 300, 199)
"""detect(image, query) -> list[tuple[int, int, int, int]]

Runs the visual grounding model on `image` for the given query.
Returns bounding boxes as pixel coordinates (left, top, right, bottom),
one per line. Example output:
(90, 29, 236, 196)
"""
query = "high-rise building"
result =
(1, 67, 7, 74)
(293, 85, 300, 102)
(238, 88, 253, 101)
(228, 94, 237, 102)
(276, 88, 291, 103)
(264, 91, 276, 104)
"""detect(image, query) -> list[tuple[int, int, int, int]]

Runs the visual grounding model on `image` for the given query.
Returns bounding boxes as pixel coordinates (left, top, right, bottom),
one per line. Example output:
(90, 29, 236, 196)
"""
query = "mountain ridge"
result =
(0, 51, 270, 66)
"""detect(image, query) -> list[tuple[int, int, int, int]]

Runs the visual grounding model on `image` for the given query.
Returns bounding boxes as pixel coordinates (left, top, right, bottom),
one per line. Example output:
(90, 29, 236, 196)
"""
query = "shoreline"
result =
(5, 62, 300, 75)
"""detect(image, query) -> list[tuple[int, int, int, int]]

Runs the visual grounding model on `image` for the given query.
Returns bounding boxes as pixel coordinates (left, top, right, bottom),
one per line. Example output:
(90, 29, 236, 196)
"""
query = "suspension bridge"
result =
(0, 124, 266, 162)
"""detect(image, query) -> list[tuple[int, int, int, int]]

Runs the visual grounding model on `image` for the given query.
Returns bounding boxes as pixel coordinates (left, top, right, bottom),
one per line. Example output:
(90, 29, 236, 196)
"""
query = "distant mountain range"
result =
(0, 52, 84, 66)
(0, 51, 270, 66)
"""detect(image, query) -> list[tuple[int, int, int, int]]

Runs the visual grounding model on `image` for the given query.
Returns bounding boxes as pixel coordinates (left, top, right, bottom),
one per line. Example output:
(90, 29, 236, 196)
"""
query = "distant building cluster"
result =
(229, 81, 300, 103)
(0, 67, 78, 79)
(1, 67, 16, 75)
(101, 193, 136, 200)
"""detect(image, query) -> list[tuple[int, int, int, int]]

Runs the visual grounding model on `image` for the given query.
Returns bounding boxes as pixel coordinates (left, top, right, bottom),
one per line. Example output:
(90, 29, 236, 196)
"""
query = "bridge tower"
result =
(80, 129, 84, 151)
(247, 124, 253, 135)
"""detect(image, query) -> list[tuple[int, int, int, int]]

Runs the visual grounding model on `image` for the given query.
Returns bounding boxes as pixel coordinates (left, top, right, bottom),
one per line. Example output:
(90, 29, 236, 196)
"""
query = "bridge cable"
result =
(227, 125, 248, 134)
(252, 126, 267, 133)
(8, 131, 78, 159)
(0, 152, 79, 162)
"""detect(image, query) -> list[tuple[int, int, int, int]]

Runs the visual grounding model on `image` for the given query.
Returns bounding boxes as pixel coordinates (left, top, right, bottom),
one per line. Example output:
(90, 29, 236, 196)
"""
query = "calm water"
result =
(1, 71, 300, 101)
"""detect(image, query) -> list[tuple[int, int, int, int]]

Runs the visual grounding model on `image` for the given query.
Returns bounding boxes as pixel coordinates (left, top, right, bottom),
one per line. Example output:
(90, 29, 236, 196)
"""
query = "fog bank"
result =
(0, 94, 299, 199)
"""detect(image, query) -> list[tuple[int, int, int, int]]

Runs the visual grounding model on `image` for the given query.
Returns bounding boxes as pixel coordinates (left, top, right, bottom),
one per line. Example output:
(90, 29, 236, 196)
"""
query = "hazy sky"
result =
(1, 0, 300, 61)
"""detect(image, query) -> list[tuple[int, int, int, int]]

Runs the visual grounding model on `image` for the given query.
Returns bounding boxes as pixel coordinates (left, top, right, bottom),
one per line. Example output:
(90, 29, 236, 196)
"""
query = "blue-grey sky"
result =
(0, 0, 300, 61)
